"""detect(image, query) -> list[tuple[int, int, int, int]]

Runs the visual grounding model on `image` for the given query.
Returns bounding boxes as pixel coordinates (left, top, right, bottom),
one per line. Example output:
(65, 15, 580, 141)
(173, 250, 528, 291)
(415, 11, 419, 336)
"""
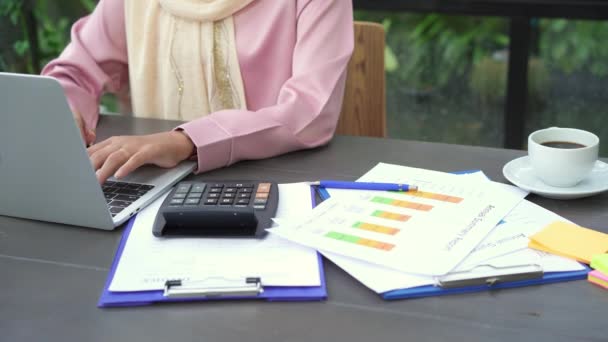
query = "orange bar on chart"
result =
(371, 210, 410, 222)
(408, 191, 463, 204)
(325, 231, 395, 251)
(353, 221, 400, 235)
(371, 196, 433, 211)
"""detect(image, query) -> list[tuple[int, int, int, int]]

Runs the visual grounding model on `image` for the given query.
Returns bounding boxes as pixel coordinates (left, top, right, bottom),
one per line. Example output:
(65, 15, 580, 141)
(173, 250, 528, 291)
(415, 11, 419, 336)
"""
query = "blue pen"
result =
(310, 180, 418, 192)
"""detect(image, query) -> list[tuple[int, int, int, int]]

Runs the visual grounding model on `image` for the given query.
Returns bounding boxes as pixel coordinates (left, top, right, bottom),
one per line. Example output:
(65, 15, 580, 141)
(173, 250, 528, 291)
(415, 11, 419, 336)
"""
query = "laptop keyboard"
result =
(102, 181, 155, 217)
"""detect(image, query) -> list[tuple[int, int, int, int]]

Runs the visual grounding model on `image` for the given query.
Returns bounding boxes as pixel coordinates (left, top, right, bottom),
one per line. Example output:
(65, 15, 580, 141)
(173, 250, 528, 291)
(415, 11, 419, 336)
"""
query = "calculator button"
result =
(209, 187, 223, 193)
(254, 204, 266, 210)
(235, 183, 254, 188)
(204, 199, 218, 205)
(207, 193, 220, 198)
(237, 193, 251, 198)
(139, 184, 154, 191)
(222, 193, 235, 198)
(257, 183, 271, 193)
(224, 188, 237, 193)
(209, 183, 224, 188)
(239, 188, 253, 193)
(176, 184, 191, 193)
(170, 198, 185, 205)
(185, 198, 200, 205)
(172, 193, 186, 199)
(254, 198, 268, 205)
(187, 192, 203, 199)
(255, 192, 269, 199)
(191, 184, 206, 193)
(236, 198, 250, 205)
(220, 198, 234, 205)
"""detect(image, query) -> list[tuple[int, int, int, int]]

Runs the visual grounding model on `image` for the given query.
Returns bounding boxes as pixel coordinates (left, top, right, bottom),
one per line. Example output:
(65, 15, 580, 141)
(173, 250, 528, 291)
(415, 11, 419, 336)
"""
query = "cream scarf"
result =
(124, 0, 254, 120)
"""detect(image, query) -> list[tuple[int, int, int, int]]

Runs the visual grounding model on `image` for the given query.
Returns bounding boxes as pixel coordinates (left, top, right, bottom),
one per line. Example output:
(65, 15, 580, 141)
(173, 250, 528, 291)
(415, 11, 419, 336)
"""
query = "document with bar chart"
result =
(269, 164, 526, 276)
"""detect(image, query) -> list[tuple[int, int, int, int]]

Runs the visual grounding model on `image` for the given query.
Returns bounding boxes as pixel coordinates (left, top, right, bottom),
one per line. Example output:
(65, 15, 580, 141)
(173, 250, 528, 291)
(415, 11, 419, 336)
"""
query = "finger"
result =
(86, 129, 96, 146)
(72, 111, 88, 144)
(87, 137, 113, 156)
(77, 121, 88, 145)
(95, 149, 130, 184)
(114, 151, 149, 179)
(89, 143, 119, 170)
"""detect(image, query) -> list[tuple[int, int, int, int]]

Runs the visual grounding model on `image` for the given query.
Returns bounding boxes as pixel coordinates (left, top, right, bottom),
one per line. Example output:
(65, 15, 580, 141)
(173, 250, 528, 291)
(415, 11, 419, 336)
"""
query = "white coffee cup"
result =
(528, 127, 599, 187)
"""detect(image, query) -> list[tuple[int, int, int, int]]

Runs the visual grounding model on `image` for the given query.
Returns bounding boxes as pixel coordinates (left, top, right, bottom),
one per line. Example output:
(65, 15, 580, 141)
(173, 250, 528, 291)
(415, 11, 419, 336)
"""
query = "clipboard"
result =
(98, 187, 326, 307)
(313, 171, 590, 300)
(381, 263, 589, 300)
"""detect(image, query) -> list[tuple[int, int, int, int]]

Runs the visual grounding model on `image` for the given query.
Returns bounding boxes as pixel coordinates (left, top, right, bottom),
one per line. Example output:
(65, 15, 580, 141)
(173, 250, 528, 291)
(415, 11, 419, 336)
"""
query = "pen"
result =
(310, 180, 418, 192)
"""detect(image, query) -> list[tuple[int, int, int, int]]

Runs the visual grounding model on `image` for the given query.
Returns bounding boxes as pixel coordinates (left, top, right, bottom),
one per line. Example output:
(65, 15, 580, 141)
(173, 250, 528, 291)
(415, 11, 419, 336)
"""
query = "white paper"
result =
(109, 183, 320, 292)
(312, 166, 581, 293)
(270, 163, 526, 276)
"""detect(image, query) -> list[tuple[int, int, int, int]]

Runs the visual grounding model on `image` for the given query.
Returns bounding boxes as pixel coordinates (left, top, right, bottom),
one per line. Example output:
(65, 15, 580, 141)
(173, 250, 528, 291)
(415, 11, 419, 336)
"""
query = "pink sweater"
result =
(42, 0, 354, 172)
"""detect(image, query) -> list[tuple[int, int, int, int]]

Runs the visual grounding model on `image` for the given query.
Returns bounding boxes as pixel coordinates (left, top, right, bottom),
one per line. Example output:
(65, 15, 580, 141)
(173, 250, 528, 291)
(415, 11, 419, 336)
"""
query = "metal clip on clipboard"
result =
(164, 277, 264, 298)
(436, 264, 544, 289)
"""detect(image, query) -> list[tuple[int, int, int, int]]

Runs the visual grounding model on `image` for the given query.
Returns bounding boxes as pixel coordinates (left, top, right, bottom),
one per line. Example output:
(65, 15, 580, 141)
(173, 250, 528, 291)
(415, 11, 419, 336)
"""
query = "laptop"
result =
(0, 72, 196, 230)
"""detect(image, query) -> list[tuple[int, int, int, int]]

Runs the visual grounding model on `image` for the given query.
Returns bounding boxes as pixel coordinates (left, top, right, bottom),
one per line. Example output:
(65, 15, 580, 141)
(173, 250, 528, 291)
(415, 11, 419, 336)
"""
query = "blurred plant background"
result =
(355, 11, 608, 156)
(1, 1, 607, 155)
(0, 0, 116, 110)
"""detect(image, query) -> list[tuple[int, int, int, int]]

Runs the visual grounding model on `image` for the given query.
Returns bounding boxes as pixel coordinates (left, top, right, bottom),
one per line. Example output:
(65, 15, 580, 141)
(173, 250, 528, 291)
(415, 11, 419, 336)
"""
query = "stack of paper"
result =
(269, 163, 586, 294)
(271, 164, 529, 276)
(588, 254, 608, 289)
(109, 184, 321, 292)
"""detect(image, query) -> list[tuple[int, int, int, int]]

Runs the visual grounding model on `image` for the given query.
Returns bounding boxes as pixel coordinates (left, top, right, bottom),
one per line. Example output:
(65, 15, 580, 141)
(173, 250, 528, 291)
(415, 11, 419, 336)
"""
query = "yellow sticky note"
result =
(528, 221, 608, 264)
(591, 254, 608, 274)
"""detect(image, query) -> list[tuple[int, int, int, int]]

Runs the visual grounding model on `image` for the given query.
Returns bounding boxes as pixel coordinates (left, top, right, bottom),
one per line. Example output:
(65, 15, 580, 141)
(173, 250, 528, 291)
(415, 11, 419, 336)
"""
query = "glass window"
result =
(527, 19, 608, 157)
(356, 12, 509, 147)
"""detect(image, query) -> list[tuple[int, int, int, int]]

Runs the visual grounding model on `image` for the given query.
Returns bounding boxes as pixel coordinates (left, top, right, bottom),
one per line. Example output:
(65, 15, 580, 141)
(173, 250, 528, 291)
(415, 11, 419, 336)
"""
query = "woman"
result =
(42, 0, 354, 184)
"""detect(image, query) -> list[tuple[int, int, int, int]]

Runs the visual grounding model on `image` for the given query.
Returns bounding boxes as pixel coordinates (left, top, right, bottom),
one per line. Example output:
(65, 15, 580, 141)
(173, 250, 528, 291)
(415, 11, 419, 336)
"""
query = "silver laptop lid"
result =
(0, 73, 117, 229)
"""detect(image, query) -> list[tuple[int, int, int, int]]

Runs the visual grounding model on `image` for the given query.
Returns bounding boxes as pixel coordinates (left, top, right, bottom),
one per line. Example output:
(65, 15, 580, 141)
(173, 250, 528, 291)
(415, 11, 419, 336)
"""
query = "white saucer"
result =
(502, 156, 608, 200)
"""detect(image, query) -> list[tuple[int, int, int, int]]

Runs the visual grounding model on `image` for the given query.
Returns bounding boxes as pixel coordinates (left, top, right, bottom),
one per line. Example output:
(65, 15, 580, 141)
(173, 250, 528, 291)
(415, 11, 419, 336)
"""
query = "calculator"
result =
(152, 181, 279, 238)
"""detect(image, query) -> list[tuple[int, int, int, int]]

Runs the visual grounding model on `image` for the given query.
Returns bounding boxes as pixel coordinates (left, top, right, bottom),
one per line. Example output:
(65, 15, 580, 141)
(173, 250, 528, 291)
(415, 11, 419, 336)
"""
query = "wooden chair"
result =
(335, 21, 387, 137)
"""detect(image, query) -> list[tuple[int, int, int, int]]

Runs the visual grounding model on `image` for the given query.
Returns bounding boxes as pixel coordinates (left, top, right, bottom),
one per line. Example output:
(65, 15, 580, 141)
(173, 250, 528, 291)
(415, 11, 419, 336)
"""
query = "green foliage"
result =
(0, 0, 90, 73)
(470, 56, 507, 106)
(13, 40, 29, 56)
(80, 0, 96, 12)
(355, 11, 509, 90)
(539, 19, 608, 77)
(470, 56, 549, 109)
(0, 0, 22, 25)
(354, 11, 608, 94)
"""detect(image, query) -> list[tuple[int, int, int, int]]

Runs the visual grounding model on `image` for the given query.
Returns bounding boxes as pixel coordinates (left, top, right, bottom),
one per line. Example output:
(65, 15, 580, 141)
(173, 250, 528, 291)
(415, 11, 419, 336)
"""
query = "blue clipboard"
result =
(380, 266, 589, 300)
(314, 171, 590, 301)
(98, 187, 326, 307)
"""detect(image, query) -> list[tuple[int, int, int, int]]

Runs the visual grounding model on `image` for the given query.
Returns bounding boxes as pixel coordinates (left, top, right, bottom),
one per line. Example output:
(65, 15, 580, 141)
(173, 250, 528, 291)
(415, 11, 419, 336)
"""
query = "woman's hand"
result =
(88, 131, 195, 184)
(73, 110, 96, 146)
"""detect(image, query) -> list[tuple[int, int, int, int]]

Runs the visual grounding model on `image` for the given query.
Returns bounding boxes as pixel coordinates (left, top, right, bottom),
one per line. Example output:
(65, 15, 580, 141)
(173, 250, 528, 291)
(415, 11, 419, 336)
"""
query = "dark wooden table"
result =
(2, 116, 607, 342)
(354, 0, 608, 150)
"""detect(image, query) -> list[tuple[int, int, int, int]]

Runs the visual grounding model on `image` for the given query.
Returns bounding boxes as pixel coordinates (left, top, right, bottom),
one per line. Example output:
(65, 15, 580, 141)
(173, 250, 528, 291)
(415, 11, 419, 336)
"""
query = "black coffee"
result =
(541, 141, 586, 149)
